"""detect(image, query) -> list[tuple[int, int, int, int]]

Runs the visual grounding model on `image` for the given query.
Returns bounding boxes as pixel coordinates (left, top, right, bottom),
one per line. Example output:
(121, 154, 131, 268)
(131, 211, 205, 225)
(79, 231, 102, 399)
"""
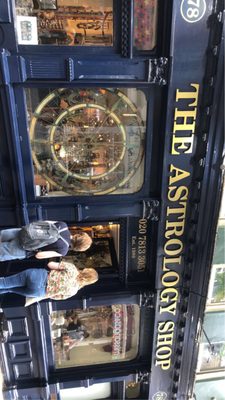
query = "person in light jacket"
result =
(0, 261, 98, 301)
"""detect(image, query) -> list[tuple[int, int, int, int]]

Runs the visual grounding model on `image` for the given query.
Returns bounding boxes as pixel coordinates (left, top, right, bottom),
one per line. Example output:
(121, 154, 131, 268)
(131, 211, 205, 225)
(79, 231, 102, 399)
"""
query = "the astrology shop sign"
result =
(155, 83, 200, 371)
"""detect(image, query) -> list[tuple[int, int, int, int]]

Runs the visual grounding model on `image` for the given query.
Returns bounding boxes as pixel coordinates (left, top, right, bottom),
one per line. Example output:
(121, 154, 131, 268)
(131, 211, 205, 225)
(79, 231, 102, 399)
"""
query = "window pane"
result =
(60, 383, 111, 400)
(51, 304, 140, 368)
(211, 267, 225, 303)
(198, 312, 225, 373)
(26, 88, 146, 196)
(213, 226, 225, 264)
(134, 0, 158, 51)
(207, 265, 225, 304)
(195, 378, 225, 400)
(15, 0, 113, 46)
(64, 224, 120, 270)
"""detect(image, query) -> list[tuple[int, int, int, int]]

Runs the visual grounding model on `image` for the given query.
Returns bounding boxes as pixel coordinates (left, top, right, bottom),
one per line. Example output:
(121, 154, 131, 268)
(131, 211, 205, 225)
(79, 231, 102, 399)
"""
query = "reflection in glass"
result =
(197, 311, 225, 373)
(198, 342, 225, 372)
(134, 0, 158, 51)
(126, 382, 141, 399)
(26, 88, 146, 196)
(51, 304, 140, 368)
(15, 0, 113, 46)
(194, 183, 225, 396)
(60, 383, 111, 400)
(208, 265, 225, 304)
(194, 378, 225, 400)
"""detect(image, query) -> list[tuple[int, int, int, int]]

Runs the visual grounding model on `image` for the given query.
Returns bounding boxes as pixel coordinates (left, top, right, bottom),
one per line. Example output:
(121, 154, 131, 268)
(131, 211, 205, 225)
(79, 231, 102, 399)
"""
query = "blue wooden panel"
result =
(7, 317, 29, 338)
(9, 341, 32, 361)
(12, 362, 33, 380)
(28, 58, 66, 80)
(10, 56, 147, 82)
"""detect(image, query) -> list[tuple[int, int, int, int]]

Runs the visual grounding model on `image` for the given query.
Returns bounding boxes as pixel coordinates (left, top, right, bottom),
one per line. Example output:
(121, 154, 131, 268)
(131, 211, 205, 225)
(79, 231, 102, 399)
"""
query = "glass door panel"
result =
(15, 0, 113, 46)
(26, 87, 146, 196)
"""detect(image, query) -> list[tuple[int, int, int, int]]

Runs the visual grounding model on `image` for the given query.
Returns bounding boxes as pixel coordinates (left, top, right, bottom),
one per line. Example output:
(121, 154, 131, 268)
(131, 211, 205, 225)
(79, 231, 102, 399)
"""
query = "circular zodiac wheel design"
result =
(30, 88, 145, 195)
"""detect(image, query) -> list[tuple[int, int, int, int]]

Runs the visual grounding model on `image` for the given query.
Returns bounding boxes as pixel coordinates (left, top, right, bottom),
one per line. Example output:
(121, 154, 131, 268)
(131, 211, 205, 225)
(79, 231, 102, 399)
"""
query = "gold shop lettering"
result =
(155, 83, 200, 371)
(131, 218, 148, 271)
(137, 218, 147, 271)
(172, 83, 199, 155)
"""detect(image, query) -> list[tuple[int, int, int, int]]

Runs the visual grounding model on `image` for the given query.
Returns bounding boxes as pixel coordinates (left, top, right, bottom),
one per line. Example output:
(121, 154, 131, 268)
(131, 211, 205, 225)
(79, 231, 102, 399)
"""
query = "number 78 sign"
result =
(180, 0, 206, 23)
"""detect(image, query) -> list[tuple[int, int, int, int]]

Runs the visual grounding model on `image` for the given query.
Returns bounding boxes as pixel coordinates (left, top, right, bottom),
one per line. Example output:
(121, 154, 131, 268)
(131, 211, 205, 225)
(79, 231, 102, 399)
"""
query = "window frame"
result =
(14, 0, 121, 55)
(41, 293, 154, 379)
(13, 0, 170, 58)
(14, 82, 160, 203)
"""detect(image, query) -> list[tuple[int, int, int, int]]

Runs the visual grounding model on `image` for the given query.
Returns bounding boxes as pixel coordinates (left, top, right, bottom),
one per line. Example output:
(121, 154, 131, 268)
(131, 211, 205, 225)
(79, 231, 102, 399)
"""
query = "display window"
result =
(14, 0, 159, 54)
(26, 87, 146, 196)
(15, 0, 113, 46)
(197, 311, 225, 373)
(50, 304, 140, 368)
(65, 223, 119, 273)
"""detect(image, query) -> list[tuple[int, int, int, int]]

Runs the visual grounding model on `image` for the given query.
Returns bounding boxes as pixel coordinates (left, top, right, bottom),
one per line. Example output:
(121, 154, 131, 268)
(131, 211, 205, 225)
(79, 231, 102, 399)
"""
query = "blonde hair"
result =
(71, 232, 92, 252)
(77, 268, 98, 289)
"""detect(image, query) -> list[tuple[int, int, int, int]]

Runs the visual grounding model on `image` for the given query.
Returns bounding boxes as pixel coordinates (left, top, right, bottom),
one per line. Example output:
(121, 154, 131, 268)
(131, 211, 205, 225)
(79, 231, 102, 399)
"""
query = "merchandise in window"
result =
(26, 87, 146, 196)
(15, 0, 113, 46)
(50, 304, 140, 368)
(64, 224, 119, 271)
(134, 0, 158, 51)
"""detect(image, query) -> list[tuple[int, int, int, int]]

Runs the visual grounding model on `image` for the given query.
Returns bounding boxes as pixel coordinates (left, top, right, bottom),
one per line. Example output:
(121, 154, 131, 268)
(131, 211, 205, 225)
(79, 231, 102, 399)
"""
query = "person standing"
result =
(0, 222, 92, 261)
(0, 261, 98, 300)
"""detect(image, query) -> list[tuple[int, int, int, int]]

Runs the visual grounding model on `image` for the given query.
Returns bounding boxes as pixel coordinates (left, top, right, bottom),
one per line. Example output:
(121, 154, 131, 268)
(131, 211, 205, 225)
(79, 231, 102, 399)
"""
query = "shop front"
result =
(0, 1, 224, 399)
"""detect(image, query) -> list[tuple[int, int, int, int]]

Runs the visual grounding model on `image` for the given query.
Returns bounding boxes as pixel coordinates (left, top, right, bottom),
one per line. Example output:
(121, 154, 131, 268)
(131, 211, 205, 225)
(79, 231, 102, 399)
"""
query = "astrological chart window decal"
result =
(26, 88, 146, 196)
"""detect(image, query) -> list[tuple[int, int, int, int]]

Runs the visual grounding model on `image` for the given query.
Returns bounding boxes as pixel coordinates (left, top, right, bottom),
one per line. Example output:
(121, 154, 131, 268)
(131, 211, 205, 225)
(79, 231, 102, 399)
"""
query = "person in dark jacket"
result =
(0, 222, 92, 261)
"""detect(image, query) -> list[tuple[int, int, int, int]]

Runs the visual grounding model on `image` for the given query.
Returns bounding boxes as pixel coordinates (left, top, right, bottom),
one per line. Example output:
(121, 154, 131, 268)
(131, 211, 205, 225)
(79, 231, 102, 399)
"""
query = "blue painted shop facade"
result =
(0, 1, 224, 399)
